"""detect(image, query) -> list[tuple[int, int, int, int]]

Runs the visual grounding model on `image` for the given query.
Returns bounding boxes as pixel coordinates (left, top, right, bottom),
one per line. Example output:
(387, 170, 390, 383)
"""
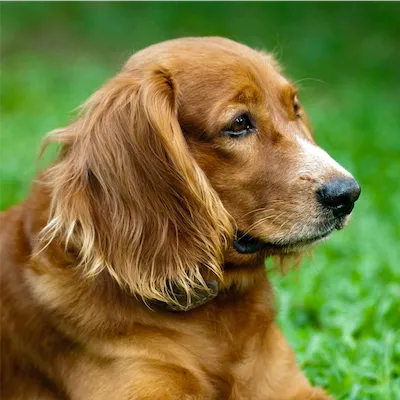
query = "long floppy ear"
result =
(40, 67, 233, 304)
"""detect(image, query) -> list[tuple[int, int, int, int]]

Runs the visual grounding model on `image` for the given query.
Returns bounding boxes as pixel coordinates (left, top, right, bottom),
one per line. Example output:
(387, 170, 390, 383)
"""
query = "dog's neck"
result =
(152, 263, 268, 312)
(151, 279, 219, 312)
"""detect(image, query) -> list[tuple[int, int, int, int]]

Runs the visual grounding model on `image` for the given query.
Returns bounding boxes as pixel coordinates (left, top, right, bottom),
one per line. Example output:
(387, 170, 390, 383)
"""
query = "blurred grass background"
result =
(1, 3, 399, 399)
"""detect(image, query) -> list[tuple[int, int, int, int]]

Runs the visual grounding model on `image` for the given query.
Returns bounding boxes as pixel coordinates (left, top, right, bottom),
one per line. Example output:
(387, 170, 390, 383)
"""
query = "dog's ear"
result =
(40, 67, 232, 304)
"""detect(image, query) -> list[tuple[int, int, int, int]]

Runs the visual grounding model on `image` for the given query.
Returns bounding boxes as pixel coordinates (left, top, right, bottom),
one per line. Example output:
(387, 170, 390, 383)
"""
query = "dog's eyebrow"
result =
(280, 83, 298, 110)
(281, 83, 297, 100)
(230, 85, 263, 105)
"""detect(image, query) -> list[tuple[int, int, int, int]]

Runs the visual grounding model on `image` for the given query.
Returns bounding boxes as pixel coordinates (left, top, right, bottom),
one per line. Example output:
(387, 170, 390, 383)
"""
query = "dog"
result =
(0, 37, 360, 399)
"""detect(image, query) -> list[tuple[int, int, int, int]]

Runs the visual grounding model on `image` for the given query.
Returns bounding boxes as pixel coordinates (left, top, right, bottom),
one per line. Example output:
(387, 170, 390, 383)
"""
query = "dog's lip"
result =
(233, 228, 335, 254)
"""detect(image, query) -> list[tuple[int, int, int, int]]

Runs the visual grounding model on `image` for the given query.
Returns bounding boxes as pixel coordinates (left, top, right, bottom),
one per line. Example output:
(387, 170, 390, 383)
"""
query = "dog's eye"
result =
(223, 114, 255, 137)
(294, 96, 301, 118)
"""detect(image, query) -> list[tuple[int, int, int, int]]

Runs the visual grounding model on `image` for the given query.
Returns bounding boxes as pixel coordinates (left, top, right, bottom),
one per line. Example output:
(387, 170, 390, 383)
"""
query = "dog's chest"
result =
(67, 286, 275, 399)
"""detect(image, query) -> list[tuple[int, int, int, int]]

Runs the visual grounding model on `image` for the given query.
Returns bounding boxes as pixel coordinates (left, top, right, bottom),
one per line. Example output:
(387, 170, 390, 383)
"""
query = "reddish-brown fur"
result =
(0, 37, 358, 399)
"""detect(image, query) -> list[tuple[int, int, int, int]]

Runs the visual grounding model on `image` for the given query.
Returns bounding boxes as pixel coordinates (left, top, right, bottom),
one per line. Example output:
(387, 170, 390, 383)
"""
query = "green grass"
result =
(1, 3, 399, 399)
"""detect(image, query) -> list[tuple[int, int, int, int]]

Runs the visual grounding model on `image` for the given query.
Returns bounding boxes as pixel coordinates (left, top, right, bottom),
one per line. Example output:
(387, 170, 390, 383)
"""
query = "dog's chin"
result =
(233, 226, 339, 255)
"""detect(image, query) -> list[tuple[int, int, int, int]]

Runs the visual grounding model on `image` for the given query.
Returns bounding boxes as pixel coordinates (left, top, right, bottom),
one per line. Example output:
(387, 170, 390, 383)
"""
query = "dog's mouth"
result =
(233, 227, 336, 254)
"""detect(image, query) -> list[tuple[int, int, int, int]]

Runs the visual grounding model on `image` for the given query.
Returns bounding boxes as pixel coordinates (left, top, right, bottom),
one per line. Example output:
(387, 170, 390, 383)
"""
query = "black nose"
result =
(317, 178, 361, 217)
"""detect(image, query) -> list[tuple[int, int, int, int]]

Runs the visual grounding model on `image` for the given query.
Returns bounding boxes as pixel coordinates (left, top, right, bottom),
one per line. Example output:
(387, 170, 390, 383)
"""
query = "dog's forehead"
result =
(178, 51, 288, 109)
(128, 37, 288, 92)
(176, 45, 286, 90)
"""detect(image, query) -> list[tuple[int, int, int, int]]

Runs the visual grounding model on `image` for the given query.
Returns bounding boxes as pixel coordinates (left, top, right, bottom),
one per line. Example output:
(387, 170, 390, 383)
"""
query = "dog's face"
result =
(141, 38, 360, 258)
(42, 37, 360, 302)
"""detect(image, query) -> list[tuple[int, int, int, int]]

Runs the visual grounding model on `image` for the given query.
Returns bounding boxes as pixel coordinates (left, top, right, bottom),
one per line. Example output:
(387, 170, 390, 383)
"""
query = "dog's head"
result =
(40, 37, 360, 303)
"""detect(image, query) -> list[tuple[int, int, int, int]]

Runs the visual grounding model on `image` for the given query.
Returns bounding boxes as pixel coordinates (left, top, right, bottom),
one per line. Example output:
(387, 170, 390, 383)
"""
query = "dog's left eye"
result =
(294, 96, 301, 118)
(223, 114, 255, 137)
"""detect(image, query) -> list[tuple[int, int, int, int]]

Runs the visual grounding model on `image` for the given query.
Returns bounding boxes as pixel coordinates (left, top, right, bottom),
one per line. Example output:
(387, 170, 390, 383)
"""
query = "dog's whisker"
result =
(239, 213, 284, 238)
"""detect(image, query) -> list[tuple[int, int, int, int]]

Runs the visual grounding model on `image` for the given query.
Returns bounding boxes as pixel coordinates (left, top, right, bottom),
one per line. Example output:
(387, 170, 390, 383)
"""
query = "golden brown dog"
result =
(0, 37, 360, 399)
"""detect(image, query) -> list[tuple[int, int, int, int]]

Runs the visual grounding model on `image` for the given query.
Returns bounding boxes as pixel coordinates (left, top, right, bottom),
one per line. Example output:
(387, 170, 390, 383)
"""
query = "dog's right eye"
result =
(223, 113, 256, 138)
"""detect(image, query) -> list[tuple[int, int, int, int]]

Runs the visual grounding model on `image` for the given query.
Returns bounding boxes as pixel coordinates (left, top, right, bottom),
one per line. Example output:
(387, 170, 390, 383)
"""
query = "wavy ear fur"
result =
(39, 67, 232, 304)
